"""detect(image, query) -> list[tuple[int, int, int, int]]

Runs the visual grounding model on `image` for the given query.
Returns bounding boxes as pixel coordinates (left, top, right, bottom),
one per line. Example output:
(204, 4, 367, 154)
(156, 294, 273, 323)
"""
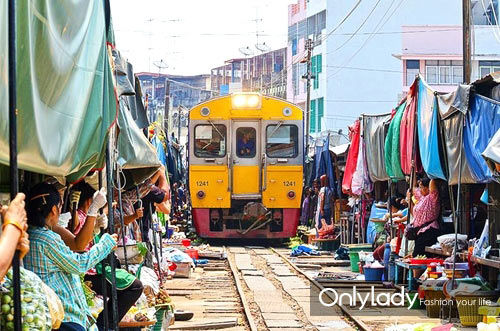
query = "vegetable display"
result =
(0, 268, 52, 330)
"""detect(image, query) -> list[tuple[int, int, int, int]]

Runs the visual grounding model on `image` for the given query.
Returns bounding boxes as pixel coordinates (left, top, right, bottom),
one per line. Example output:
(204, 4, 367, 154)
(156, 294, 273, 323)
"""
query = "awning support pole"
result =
(98, 171, 109, 330)
(150, 208, 163, 284)
(116, 167, 129, 272)
(105, 144, 119, 330)
(8, 1, 22, 330)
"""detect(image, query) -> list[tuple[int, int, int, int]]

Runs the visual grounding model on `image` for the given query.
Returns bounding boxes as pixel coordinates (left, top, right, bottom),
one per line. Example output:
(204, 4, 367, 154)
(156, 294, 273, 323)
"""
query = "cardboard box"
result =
(173, 262, 191, 278)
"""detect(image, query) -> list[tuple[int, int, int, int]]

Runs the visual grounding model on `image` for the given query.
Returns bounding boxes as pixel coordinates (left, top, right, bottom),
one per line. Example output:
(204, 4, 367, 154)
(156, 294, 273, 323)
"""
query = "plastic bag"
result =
(41, 282, 64, 329)
(1, 267, 52, 330)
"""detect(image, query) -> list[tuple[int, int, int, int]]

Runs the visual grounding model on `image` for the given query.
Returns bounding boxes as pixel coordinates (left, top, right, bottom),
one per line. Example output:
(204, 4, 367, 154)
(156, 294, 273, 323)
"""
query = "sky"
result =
(110, 0, 293, 75)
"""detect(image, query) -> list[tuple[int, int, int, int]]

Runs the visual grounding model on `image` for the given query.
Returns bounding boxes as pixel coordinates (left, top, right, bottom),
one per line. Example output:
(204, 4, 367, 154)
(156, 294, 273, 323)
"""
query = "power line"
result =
(331, 0, 383, 53)
(326, 0, 406, 80)
(325, 65, 402, 73)
(326, 100, 396, 103)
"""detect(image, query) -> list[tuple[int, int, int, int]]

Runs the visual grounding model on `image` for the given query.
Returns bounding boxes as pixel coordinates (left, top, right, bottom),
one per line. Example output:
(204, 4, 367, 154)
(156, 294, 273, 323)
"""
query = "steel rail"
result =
(225, 247, 259, 331)
(271, 248, 371, 331)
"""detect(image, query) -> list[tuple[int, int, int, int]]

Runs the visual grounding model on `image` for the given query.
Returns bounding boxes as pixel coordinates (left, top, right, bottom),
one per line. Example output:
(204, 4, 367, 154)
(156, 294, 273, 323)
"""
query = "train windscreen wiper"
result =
(267, 121, 284, 139)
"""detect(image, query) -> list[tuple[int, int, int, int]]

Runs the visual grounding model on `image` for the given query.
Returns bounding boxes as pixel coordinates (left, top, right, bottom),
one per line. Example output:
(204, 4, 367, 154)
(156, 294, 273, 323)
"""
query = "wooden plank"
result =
(169, 318, 239, 330)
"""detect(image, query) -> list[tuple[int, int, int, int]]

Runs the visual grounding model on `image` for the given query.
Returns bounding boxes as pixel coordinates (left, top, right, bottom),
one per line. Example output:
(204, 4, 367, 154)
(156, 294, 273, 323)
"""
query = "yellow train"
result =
(188, 93, 304, 238)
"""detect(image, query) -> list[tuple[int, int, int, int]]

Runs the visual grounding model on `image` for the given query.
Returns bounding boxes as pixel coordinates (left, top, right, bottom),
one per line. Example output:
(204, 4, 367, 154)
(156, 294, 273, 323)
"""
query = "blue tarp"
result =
(366, 204, 388, 244)
(151, 136, 167, 166)
(417, 80, 447, 180)
(464, 94, 500, 183)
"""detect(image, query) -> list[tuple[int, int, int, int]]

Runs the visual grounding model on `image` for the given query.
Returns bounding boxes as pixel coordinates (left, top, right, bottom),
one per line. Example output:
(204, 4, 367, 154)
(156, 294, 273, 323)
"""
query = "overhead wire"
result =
(331, 0, 383, 53)
(326, 0, 406, 80)
(258, 0, 363, 93)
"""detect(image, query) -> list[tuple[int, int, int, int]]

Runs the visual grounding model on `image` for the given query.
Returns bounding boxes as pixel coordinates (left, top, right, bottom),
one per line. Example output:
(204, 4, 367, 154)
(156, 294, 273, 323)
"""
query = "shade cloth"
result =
(399, 81, 422, 175)
(342, 120, 360, 195)
(463, 94, 500, 183)
(436, 85, 476, 185)
(385, 101, 406, 180)
(417, 79, 446, 180)
(0, 0, 116, 182)
(363, 113, 392, 182)
(351, 123, 372, 195)
(117, 101, 161, 187)
(314, 136, 337, 193)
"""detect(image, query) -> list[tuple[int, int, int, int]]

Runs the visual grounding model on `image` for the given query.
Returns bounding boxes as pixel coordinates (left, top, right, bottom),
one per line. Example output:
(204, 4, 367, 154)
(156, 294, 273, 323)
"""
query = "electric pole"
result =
(164, 79, 170, 133)
(302, 38, 315, 154)
(463, 0, 471, 84)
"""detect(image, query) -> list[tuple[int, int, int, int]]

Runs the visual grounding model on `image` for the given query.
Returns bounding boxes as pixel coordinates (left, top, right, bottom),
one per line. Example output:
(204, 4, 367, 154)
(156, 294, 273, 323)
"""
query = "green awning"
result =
(0, 0, 116, 183)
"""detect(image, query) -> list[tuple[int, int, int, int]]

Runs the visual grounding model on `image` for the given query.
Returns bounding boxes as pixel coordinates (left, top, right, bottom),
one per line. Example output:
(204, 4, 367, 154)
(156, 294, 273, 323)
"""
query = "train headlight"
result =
(287, 190, 296, 199)
(283, 107, 292, 117)
(231, 93, 262, 110)
(197, 190, 206, 199)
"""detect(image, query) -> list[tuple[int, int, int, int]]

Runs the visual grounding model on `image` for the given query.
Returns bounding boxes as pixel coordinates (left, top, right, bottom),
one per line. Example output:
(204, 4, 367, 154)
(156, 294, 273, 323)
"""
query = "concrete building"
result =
(137, 72, 212, 122)
(397, 24, 500, 94)
(210, 47, 287, 99)
(287, 0, 500, 134)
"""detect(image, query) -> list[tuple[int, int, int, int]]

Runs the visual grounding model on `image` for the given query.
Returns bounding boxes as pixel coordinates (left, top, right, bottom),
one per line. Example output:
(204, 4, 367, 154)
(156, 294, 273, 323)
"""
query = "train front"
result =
(188, 93, 304, 238)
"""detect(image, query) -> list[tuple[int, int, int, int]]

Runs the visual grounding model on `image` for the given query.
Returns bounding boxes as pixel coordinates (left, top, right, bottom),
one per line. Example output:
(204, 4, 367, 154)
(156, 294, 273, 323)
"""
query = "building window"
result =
(292, 39, 298, 56)
(479, 61, 500, 78)
(425, 60, 463, 85)
(405, 60, 420, 86)
(292, 63, 299, 96)
(310, 99, 316, 133)
(312, 54, 322, 89)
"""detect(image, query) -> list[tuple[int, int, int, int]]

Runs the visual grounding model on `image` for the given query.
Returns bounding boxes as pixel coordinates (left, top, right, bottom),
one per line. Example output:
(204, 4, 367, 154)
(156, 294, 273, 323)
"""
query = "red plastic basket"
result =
(185, 248, 199, 260)
(409, 258, 445, 265)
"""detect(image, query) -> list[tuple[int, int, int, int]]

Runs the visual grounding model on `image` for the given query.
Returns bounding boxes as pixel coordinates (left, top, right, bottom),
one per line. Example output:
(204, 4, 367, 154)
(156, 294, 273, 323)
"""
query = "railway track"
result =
(226, 246, 369, 331)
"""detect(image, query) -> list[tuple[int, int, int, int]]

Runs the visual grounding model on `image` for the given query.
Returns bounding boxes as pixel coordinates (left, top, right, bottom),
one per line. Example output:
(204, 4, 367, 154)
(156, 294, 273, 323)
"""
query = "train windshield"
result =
(194, 124, 227, 158)
(266, 124, 298, 158)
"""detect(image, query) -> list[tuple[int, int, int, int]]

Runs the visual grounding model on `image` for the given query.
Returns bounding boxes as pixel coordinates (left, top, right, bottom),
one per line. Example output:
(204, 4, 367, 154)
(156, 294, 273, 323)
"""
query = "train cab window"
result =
(194, 124, 227, 158)
(236, 127, 256, 158)
(266, 124, 299, 158)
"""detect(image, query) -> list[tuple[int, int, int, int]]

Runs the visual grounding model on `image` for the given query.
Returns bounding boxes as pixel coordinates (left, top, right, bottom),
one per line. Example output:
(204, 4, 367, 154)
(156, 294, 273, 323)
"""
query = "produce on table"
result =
(0, 268, 53, 330)
(156, 286, 172, 305)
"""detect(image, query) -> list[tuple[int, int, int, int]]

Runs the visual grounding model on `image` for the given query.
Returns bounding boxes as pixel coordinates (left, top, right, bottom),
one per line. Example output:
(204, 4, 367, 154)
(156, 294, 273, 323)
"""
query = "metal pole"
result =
(149, 208, 163, 283)
(98, 171, 109, 330)
(105, 145, 119, 330)
(8, 1, 22, 330)
(135, 185, 144, 240)
(304, 39, 313, 155)
(177, 107, 182, 143)
(463, 0, 472, 84)
(164, 79, 170, 134)
(115, 167, 129, 272)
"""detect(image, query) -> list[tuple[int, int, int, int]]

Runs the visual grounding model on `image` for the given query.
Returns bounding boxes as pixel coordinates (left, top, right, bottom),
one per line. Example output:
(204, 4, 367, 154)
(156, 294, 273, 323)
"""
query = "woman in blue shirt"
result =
(23, 183, 117, 331)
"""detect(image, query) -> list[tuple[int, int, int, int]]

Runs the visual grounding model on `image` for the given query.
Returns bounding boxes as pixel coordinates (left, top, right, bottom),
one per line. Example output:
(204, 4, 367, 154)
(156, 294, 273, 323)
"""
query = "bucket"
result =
(346, 244, 372, 272)
(181, 239, 191, 247)
(364, 266, 384, 281)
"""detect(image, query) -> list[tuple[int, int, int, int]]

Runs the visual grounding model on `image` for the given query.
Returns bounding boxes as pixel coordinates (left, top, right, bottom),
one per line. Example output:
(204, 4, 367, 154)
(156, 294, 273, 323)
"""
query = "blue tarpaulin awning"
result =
(417, 79, 447, 180)
(464, 94, 500, 183)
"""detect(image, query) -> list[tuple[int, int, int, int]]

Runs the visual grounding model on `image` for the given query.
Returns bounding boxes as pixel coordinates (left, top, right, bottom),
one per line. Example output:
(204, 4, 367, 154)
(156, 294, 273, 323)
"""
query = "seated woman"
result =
(23, 183, 117, 331)
(54, 181, 143, 330)
(411, 177, 441, 257)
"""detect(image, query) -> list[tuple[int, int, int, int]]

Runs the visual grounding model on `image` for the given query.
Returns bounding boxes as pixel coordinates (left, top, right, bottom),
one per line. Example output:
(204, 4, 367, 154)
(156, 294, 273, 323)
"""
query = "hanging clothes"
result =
(417, 79, 447, 180)
(351, 125, 373, 196)
(385, 101, 406, 180)
(436, 85, 476, 185)
(463, 94, 500, 183)
(363, 113, 392, 182)
(314, 137, 337, 194)
(399, 81, 422, 175)
(342, 120, 361, 195)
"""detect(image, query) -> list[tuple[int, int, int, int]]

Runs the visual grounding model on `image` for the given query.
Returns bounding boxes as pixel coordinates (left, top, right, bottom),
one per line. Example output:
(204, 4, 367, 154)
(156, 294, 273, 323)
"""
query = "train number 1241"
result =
(196, 181, 209, 186)
(283, 181, 296, 187)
